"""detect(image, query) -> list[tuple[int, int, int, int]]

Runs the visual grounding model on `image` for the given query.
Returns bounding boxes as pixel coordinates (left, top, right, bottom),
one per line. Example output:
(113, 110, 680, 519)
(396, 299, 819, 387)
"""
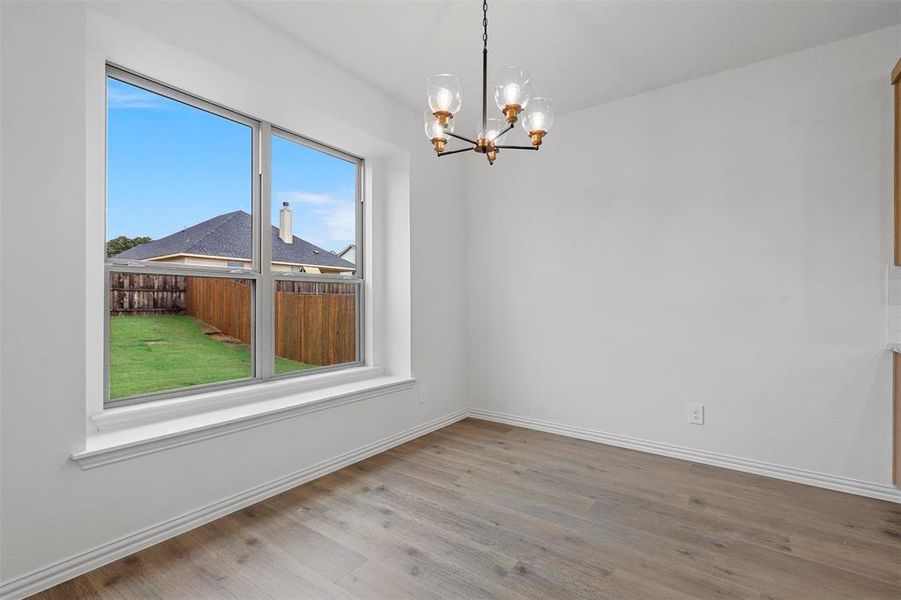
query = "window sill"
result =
(72, 372, 415, 470)
(95, 366, 382, 431)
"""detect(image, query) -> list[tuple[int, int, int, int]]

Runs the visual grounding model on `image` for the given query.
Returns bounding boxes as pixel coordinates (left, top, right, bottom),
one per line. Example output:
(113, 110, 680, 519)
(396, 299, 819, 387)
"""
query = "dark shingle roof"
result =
(116, 210, 354, 269)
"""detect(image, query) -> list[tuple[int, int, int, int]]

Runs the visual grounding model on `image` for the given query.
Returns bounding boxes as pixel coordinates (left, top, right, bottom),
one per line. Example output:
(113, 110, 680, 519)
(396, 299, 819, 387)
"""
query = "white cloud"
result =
(108, 87, 168, 110)
(276, 191, 333, 205)
(276, 189, 356, 247)
(322, 202, 356, 243)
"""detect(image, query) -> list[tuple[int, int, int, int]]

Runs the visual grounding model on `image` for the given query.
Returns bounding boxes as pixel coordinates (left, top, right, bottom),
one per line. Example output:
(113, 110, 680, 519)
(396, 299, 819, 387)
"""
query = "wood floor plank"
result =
(334, 558, 443, 600)
(31, 418, 901, 599)
(316, 467, 602, 600)
(341, 457, 759, 599)
(300, 486, 528, 600)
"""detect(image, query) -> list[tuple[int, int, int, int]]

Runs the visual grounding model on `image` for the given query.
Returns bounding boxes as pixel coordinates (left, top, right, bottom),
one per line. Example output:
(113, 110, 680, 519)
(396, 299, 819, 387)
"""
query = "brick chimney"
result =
(279, 201, 293, 244)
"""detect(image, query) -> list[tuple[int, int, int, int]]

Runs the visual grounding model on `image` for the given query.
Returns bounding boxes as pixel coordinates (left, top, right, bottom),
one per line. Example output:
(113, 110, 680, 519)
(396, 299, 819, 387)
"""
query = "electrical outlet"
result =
(688, 403, 704, 425)
(418, 385, 427, 404)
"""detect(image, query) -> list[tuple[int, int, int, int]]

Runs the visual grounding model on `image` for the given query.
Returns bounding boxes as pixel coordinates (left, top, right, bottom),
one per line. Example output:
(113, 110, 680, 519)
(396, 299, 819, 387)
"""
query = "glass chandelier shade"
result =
(494, 66, 531, 112)
(522, 97, 555, 134)
(424, 110, 452, 141)
(478, 117, 506, 142)
(426, 74, 463, 116)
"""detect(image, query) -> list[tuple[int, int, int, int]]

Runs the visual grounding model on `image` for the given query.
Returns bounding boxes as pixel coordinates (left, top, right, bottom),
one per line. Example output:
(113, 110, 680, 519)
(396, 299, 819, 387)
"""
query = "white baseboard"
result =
(0, 409, 468, 600)
(468, 408, 901, 504)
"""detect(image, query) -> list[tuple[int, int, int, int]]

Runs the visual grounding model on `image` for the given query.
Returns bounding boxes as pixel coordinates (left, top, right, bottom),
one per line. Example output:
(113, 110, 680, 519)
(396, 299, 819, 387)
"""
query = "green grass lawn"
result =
(109, 315, 314, 399)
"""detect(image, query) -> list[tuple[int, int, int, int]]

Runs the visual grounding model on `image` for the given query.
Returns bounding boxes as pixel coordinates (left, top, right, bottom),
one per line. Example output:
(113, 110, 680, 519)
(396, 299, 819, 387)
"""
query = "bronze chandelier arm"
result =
(437, 147, 474, 157)
(444, 130, 479, 145)
(494, 145, 539, 151)
(491, 122, 515, 142)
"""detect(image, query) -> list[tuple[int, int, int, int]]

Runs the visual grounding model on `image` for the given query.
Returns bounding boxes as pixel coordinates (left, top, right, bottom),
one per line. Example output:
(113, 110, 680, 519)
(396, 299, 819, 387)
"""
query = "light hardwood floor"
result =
(34, 418, 901, 599)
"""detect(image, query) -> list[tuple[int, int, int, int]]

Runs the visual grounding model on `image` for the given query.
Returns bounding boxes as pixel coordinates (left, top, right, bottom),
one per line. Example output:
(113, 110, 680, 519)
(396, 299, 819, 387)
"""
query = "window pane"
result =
(106, 76, 253, 269)
(271, 134, 358, 275)
(108, 273, 254, 399)
(274, 280, 359, 374)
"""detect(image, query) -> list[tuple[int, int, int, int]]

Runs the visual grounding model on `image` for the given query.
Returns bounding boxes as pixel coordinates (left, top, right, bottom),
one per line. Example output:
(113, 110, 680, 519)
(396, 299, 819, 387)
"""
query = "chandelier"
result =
(423, 0, 555, 165)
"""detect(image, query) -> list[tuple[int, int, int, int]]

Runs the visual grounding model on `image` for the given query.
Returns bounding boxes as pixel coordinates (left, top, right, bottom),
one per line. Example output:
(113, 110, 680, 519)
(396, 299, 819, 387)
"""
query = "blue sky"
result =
(107, 77, 356, 253)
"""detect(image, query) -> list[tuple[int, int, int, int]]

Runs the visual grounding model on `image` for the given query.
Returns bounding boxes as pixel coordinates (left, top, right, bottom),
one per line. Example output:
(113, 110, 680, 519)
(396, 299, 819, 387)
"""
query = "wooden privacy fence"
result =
(109, 273, 186, 315)
(109, 273, 356, 366)
(185, 277, 253, 344)
(275, 281, 357, 366)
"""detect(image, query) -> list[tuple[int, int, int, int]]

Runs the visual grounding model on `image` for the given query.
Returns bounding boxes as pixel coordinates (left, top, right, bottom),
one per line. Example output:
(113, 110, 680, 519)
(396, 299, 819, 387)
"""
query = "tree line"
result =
(107, 236, 152, 257)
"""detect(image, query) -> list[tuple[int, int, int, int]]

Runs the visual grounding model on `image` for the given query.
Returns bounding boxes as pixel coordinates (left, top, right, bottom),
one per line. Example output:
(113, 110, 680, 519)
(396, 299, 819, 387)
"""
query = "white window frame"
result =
(104, 65, 365, 408)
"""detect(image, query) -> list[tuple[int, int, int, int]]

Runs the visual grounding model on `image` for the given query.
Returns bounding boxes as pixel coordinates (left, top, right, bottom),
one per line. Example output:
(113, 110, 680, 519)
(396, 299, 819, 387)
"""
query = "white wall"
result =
(465, 26, 899, 488)
(0, 0, 466, 587)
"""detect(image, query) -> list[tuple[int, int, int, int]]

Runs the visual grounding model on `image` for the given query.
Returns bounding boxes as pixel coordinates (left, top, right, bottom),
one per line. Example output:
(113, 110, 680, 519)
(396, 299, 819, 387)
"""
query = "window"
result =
(106, 66, 363, 405)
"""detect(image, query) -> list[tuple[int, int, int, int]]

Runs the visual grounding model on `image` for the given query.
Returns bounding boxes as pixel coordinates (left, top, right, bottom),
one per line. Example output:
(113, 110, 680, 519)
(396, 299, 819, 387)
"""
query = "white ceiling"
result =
(237, 1, 901, 119)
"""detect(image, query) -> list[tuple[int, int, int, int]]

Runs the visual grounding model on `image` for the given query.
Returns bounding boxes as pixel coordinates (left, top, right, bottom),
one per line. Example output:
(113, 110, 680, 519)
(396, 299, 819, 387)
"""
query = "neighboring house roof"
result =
(338, 244, 356, 263)
(116, 210, 354, 270)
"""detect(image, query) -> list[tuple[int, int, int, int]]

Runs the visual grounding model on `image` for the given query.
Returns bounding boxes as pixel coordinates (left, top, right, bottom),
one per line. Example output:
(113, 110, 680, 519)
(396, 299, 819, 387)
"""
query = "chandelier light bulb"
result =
(522, 97, 554, 147)
(478, 117, 505, 142)
(436, 89, 452, 109)
(424, 110, 453, 154)
(423, 110, 448, 140)
(502, 83, 520, 105)
(427, 74, 463, 123)
(494, 66, 531, 123)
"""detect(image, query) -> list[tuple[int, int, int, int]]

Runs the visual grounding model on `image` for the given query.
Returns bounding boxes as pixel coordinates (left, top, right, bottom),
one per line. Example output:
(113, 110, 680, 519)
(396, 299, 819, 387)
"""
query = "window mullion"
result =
(256, 122, 275, 379)
(106, 263, 259, 280)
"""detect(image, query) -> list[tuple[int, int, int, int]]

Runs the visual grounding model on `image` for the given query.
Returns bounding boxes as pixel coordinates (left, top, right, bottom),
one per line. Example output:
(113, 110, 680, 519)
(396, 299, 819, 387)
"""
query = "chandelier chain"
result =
(482, 0, 488, 50)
